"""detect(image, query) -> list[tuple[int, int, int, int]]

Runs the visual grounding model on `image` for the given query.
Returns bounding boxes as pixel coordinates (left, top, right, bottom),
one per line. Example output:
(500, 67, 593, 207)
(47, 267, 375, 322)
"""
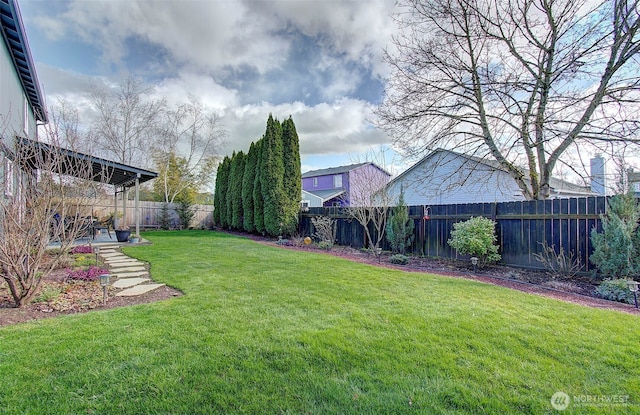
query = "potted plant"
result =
(115, 228, 131, 242)
(128, 234, 140, 244)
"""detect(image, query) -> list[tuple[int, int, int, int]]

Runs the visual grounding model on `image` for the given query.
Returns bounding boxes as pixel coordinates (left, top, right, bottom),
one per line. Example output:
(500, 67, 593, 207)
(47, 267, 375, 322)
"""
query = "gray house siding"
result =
(387, 149, 595, 206)
(0, 32, 36, 143)
(387, 150, 526, 206)
(1, 0, 45, 200)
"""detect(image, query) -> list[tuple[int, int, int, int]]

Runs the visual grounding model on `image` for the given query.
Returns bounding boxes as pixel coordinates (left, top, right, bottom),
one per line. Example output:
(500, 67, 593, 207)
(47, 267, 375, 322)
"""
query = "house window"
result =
(301, 200, 310, 208)
(332, 201, 341, 207)
(23, 95, 29, 135)
(313, 177, 318, 187)
(333, 174, 342, 188)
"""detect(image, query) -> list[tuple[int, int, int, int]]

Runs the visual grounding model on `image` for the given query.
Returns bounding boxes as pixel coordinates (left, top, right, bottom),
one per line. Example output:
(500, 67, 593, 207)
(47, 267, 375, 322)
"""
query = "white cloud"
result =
(33, 0, 396, 79)
(250, 0, 396, 77)
(220, 98, 388, 157)
(34, 1, 287, 74)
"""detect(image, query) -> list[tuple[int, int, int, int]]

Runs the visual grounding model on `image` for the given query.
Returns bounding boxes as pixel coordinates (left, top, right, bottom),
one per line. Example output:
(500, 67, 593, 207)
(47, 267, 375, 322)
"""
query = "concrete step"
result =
(113, 271, 150, 279)
(105, 259, 144, 266)
(109, 267, 149, 275)
(115, 283, 165, 297)
(100, 252, 122, 258)
(112, 277, 150, 289)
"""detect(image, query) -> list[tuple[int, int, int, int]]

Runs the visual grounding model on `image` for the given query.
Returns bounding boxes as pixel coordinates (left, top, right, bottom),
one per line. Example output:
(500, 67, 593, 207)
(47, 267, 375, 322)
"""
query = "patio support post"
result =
(135, 173, 140, 238)
(113, 187, 118, 226)
(122, 186, 127, 228)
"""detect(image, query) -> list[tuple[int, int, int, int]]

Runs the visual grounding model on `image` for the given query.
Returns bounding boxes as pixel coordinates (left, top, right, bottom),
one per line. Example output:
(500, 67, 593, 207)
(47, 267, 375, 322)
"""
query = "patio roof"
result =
(17, 137, 158, 188)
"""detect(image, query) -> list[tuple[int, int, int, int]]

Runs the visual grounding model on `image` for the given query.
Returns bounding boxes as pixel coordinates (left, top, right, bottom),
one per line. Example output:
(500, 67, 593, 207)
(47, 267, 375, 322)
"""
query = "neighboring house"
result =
(0, 0, 47, 197)
(628, 169, 640, 196)
(385, 148, 596, 206)
(301, 162, 391, 207)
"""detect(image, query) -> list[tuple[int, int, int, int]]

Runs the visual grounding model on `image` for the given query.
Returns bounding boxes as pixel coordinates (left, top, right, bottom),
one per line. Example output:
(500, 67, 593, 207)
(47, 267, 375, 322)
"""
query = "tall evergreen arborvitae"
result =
(386, 186, 415, 254)
(225, 151, 237, 229)
(213, 156, 231, 227)
(260, 115, 285, 236)
(281, 117, 302, 235)
(242, 142, 258, 232)
(253, 139, 265, 234)
(230, 151, 246, 230)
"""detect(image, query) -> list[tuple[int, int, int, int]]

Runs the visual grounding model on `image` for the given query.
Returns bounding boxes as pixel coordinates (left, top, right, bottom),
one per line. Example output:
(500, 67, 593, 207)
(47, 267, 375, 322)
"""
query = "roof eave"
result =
(1, 0, 47, 123)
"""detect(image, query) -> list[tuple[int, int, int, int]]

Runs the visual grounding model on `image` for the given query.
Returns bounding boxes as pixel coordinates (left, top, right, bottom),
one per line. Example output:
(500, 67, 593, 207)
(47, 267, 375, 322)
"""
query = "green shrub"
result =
(389, 254, 409, 265)
(590, 193, 640, 280)
(73, 254, 97, 268)
(34, 284, 62, 303)
(594, 279, 637, 305)
(386, 188, 414, 254)
(317, 240, 332, 250)
(447, 216, 501, 265)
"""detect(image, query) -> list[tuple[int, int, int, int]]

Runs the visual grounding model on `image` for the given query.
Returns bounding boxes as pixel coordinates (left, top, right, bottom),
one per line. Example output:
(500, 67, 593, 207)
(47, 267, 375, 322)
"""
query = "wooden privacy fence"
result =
(299, 196, 607, 271)
(90, 200, 214, 229)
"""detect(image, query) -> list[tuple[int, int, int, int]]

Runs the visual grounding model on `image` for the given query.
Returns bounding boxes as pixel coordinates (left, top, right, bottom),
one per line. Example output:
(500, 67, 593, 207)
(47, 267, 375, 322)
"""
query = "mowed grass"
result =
(0, 231, 639, 414)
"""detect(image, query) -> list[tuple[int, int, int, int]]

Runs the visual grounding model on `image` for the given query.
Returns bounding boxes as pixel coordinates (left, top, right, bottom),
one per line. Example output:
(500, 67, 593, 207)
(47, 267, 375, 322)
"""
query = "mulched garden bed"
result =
(0, 263, 182, 328)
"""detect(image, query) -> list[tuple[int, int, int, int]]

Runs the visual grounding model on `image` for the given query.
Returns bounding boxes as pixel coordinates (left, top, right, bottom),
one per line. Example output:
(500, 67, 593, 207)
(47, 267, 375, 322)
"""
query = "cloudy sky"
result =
(18, 0, 404, 174)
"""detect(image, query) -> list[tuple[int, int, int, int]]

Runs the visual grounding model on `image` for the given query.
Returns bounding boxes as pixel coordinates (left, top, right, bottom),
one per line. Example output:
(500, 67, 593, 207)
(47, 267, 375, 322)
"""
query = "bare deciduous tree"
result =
(0, 108, 110, 307)
(90, 76, 165, 167)
(378, 0, 640, 200)
(153, 95, 225, 204)
(311, 215, 337, 248)
(342, 152, 393, 261)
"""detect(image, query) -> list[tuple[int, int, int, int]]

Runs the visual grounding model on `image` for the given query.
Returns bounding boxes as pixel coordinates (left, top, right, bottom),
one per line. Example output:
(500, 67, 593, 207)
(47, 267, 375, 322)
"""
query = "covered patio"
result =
(18, 137, 158, 240)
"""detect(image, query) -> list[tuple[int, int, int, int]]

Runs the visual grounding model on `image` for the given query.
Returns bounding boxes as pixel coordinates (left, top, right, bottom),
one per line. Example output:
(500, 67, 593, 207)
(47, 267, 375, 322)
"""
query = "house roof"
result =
(388, 148, 593, 197)
(18, 137, 158, 188)
(0, 0, 47, 122)
(304, 188, 345, 201)
(302, 162, 391, 179)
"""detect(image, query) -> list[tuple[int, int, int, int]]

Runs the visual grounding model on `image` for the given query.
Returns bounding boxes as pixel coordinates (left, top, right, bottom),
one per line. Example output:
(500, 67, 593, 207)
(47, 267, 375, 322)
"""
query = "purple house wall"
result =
(301, 163, 391, 207)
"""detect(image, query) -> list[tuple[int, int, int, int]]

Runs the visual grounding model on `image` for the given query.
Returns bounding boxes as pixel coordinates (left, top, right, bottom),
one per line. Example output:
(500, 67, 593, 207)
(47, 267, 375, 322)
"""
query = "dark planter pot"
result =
(115, 229, 131, 242)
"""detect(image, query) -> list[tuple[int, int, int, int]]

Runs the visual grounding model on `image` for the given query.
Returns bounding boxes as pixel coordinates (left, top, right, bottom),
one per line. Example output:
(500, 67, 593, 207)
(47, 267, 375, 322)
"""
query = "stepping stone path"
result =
(97, 244, 165, 297)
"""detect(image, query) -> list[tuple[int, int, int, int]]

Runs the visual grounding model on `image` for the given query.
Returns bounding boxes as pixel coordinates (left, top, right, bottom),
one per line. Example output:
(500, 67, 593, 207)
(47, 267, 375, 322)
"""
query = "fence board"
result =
(91, 200, 214, 230)
(300, 196, 609, 271)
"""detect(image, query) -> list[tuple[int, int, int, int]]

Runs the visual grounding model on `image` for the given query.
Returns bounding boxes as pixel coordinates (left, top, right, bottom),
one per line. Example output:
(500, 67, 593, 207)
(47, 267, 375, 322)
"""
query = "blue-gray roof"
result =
(302, 162, 391, 178)
(1, 0, 47, 122)
(304, 188, 345, 201)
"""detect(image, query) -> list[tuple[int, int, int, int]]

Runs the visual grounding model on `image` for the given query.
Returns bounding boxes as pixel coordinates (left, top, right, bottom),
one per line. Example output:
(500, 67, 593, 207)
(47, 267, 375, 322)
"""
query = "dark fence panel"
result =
(300, 196, 608, 271)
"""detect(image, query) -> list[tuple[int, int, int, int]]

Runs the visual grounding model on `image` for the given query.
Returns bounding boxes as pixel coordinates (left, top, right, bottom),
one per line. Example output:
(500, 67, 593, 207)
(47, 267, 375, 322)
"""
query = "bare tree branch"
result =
(378, 0, 640, 199)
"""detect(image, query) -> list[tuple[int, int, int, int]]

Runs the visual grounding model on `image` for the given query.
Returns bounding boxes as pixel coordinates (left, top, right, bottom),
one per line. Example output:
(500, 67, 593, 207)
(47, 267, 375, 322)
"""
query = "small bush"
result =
(590, 193, 640, 280)
(447, 216, 501, 265)
(317, 240, 333, 250)
(533, 242, 582, 278)
(386, 189, 414, 254)
(594, 279, 637, 305)
(66, 266, 110, 282)
(311, 216, 336, 249)
(34, 285, 63, 303)
(73, 254, 98, 268)
(389, 254, 409, 265)
(54, 255, 75, 270)
(71, 245, 93, 254)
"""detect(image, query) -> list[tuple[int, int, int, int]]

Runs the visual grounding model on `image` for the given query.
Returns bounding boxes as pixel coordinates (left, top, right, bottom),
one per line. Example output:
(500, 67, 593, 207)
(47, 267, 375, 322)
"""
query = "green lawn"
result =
(0, 230, 638, 414)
